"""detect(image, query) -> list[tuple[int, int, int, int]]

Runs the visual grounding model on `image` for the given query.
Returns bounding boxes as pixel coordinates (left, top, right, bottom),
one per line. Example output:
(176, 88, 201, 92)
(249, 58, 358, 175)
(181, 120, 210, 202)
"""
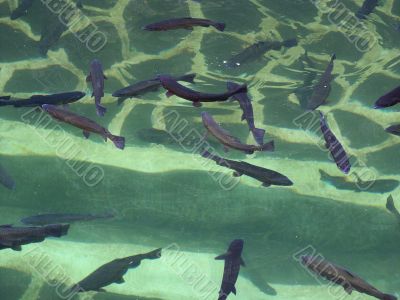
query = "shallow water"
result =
(0, 0, 400, 299)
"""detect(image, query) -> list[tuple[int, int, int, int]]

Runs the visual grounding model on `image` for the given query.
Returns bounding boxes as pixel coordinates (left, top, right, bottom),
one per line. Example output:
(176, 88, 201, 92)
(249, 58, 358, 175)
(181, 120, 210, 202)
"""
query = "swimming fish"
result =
(386, 195, 400, 224)
(41, 104, 125, 150)
(224, 38, 297, 68)
(0, 163, 16, 190)
(319, 111, 351, 174)
(201, 112, 274, 154)
(87, 59, 107, 117)
(356, 0, 379, 19)
(158, 75, 247, 107)
(385, 124, 400, 136)
(0, 92, 85, 107)
(301, 255, 397, 300)
(0, 224, 69, 251)
(201, 150, 292, 187)
(10, 0, 34, 20)
(227, 82, 265, 145)
(39, 20, 68, 56)
(216, 239, 245, 300)
(71, 248, 162, 292)
(374, 86, 400, 109)
(319, 169, 399, 193)
(295, 50, 318, 109)
(113, 73, 196, 105)
(143, 18, 225, 32)
(21, 213, 114, 226)
(307, 54, 336, 110)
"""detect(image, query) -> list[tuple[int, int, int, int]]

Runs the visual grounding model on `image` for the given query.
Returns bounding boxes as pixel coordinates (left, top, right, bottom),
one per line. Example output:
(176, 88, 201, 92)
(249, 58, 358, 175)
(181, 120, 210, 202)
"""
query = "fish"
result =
(319, 169, 399, 193)
(356, 0, 379, 19)
(41, 104, 125, 150)
(201, 112, 274, 154)
(215, 239, 245, 300)
(295, 50, 318, 109)
(38, 20, 68, 56)
(301, 255, 397, 300)
(386, 195, 400, 224)
(0, 163, 16, 190)
(224, 38, 297, 68)
(227, 81, 265, 145)
(143, 18, 225, 32)
(373, 86, 400, 109)
(10, 0, 34, 20)
(0, 224, 69, 251)
(386, 124, 400, 136)
(87, 59, 107, 117)
(21, 213, 114, 226)
(71, 248, 162, 292)
(113, 73, 196, 105)
(319, 111, 351, 174)
(0, 92, 85, 107)
(306, 54, 336, 110)
(158, 75, 247, 107)
(201, 150, 292, 187)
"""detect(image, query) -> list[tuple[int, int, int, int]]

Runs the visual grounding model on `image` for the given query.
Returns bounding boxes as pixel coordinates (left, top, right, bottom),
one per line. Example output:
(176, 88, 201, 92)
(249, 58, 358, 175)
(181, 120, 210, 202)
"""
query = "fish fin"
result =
(86, 74, 92, 82)
(240, 257, 246, 267)
(213, 22, 226, 32)
(232, 286, 237, 295)
(103, 74, 108, 80)
(386, 195, 397, 214)
(166, 91, 174, 98)
(233, 171, 242, 177)
(215, 252, 231, 260)
(262, 182, 271, 188)
(344, 285, 353, 295)
(241, 113, 246, 121)
(193, 101, 202, 107)
(12, 245, 22, 251)
(82, 131, 90, 139)
(115, 277, 125, 284)
(260, 140, 274, 152)
(179, 73, 196, 83)
(96, 105, 107, 117)
(109, 135, 125, 150)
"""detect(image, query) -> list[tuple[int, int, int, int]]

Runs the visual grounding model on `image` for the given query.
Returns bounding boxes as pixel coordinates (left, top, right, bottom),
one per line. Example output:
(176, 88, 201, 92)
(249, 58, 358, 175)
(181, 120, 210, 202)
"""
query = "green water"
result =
(0, 0, 400, 299)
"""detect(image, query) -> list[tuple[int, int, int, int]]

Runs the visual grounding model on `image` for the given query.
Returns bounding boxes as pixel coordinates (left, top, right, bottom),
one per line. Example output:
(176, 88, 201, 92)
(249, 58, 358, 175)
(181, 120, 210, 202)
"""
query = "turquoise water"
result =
(0, 0, 400, 299)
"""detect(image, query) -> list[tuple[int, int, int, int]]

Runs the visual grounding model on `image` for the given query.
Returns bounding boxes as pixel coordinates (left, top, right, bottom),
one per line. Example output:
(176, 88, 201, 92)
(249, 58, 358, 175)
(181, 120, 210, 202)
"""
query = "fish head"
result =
(72, 92, 86, 101)
(41, 104, 52, 112)
(228, 239, 244, 254)
(300, 255, 314, 266)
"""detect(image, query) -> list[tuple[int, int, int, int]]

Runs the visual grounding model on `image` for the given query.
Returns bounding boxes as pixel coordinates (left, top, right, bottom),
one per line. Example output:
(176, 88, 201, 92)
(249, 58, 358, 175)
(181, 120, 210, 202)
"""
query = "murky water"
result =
(0, 0, 399, 299)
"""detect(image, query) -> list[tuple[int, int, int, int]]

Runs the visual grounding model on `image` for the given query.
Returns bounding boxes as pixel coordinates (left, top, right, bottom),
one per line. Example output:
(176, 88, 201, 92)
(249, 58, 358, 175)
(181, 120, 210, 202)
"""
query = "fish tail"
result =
(44, 224, 70, 237)
(213, 22, 226, 32)
(386, 195, 398, 214)
(251, 128, 265, 145)
(382, 294, 397, 300)
(259, 140, 275, 152)
(331, 53, 337, 61)
(109, 134, 125, 150)
(144, 248, 162, 259)
(226, 81, 240, 91)
(178, 73, 196, 84)
(96, 104, 107, 117)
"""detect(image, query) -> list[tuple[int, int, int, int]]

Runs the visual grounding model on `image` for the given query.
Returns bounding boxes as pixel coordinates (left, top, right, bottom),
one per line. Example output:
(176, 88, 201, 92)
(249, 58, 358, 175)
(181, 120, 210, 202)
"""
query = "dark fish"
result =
(0, 224, 69, 251)
(319, 111, 351, 174)
(71, 248, 162, 292)
(38, 20, 68, 56)
(374, 86, 400, 109)
(301, 255, 397, 300)
(0, 92, 85, 107)
(143, 18, 225, 32)
(227, 82, 265, 145)
(158, 75, 247, 107)
(21, 213, 114, 226)
(87, 59, 107, 117)
(0, 164, 16, 190)
(386, 195, 400, 224)
(307, 54, 336, 110)
(386, 124, 400, 136)
(42, 104, 125, 150)
(113, 73, 196, 105)
(202, 150, 292, 187)
(10, 0, 34, 20)
(215, 239, 245, 300)
(295, 50, 318, 109)
(224, 38, 297, 68)
(319, 169, 399, 193)
(202, 112, 274, 154)
(356, 0, 379, 19)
